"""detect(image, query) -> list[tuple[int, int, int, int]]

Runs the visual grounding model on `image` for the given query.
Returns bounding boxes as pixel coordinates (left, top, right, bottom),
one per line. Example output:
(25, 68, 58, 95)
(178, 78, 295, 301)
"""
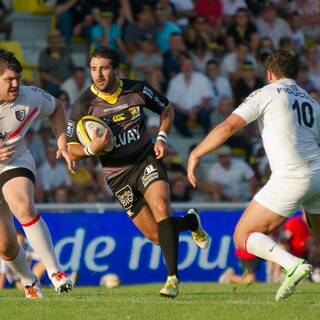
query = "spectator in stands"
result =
(222, 0, 248, 26)
(289, 0, 320, 39)
(163, 32, 186, 84)
(170, 0, 195, 28)
(54, 186, 70, 203)
(226, 7, 259, 53)
(90, 8, 127, 60)
(190, 38, 214, 73)
(45, 0, 78, 45)
(305, 44, 320, 92)
(296, 64, 316, 93)
(171, 177, 191, 202)
(220, 41, 258, 83)
(57, 90, 72, 120)
(61, 67, 90, 105)
(154, 3, 181, 53)
(184, 16, 218, 51)
(211, 96, 234, 128)
(25, 131, 46, 167)
(256, 1, 292, 49)
(194, 0, 223, 28)
(124, 5, 157, 54)
(233, 61, 264, 106)
(38, 30, 74, 97)
(206, 60, 233, 108)
(38, 145, 72, 200)
(290, 12, 305, 53)
(166, 54, 214, 137)
(207, 145, 256, 202)
(0, 0, 11, 40)
(71, 0, 94, 40)
(131, 34, 163, 91)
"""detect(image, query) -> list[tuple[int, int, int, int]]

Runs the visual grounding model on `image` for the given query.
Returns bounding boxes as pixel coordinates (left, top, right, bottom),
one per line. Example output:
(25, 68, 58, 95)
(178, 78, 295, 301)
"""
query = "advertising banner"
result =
(36, 210, 266, 285)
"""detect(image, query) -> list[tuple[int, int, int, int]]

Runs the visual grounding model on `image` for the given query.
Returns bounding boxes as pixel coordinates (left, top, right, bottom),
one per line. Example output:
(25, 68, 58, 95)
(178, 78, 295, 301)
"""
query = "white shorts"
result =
(0, 258, 8, 274)
(0, 149, 36, 176)
(254, 172, 320, 217)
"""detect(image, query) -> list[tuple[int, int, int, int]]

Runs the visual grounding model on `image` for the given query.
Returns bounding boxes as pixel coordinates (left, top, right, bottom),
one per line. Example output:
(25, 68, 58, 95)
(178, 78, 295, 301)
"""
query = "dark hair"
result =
(0, 49, 22, 75)
(264, 50, 297, 79)
(89, 47, 120, 69)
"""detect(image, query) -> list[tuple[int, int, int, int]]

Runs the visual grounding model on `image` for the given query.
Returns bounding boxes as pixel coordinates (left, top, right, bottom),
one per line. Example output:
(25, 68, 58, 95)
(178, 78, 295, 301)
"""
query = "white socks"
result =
(22, 214, 59, 278)
(246, 232, 300, 271)
(3, 247, 35, 286)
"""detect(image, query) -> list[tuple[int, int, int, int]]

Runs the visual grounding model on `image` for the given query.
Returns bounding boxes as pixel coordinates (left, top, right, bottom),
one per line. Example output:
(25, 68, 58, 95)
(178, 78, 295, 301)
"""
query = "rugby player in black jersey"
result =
(66, 47, 210, 298)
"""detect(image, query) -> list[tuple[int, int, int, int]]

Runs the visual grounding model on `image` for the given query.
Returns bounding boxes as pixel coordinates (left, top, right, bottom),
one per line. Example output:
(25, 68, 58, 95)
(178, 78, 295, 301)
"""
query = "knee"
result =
(0, 242, 18, 260)
(10, 198, 35, 222)
(153, 201, 170, 219)
(233, 229, 248, 251)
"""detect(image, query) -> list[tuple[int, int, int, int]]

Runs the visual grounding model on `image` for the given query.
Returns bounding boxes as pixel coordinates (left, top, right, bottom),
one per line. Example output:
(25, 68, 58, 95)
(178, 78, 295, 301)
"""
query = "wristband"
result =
(157, 131, 167, 142)
(84, 145, 95, 156)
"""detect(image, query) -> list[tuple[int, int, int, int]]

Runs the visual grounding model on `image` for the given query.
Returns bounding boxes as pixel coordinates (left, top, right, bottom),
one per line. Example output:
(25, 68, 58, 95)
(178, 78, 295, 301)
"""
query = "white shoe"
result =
(218, 267, 235, 284)
(188, 209, 210, 249)
(51, 271, 73, 293)
(276, 259, 313, 301)
(25, 279, 44, 299)
(160, 275, 179, 298)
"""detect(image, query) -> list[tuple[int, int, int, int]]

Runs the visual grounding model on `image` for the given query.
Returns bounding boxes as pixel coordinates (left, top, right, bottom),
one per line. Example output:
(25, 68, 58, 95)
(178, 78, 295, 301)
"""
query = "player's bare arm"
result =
(48, 99, 75, 173)
(154, 103, 174, 159)
(187, 113, 246, 188)
(68, 128, 113, 161)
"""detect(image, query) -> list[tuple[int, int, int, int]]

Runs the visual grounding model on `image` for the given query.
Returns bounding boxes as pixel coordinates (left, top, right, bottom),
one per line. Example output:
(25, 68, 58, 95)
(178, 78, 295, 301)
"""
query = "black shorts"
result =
(0, 168, 35, 202)
(108, 150, 168, 218)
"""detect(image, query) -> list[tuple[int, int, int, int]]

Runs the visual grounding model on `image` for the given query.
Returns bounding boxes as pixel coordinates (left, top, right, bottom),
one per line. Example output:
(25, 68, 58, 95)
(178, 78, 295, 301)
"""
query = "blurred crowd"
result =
(2, 0, 320, 204)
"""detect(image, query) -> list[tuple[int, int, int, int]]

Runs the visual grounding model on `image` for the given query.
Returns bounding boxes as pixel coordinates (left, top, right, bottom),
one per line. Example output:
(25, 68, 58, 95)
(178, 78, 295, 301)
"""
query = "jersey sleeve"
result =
(233, 87, 270, 124)
(66, 99, 86, 145)
(30, 86, 55, 117)
(140, 83, 170, 114)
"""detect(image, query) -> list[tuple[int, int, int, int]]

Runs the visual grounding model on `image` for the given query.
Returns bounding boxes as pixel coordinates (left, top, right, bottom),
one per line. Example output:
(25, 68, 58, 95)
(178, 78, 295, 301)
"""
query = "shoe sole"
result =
(160, 292, 178, 298)
(57, 281, 73, 293)
(276, 264, 313, 301)
(188, 209, 210, 249)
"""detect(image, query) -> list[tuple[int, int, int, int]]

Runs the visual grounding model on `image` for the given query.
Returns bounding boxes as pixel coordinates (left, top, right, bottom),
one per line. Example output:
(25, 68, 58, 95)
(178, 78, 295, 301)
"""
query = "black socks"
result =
(157, 217, 179, 277)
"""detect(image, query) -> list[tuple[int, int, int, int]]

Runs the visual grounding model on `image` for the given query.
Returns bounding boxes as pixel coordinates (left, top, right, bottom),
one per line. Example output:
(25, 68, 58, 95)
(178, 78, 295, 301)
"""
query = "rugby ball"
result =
(99, 273, 121, 288)
(76, 115, 113, 152)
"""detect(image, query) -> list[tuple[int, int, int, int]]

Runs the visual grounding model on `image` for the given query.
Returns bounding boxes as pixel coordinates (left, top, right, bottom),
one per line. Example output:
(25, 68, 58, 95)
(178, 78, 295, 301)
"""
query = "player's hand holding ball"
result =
(90, 128, 113, 155)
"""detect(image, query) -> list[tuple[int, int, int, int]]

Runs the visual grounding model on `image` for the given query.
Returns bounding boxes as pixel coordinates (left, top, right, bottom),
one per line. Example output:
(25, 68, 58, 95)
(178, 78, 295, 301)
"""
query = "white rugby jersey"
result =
(0, 85, 55, 165)
(233, 79, 320, 177)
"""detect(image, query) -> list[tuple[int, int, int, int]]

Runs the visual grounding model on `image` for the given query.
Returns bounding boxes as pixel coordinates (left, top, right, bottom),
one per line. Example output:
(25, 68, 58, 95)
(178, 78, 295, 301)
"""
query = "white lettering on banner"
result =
(177, 236, 198, 270)
(55, 228, 85, 271)
(129, 237, 161, 270)
(85, 236, 116, 272)
(198, 236, 231, 269)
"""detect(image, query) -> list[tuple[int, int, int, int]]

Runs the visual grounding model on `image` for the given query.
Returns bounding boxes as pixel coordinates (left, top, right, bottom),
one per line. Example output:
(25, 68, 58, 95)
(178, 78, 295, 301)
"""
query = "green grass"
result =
(1, 283, 320, 320)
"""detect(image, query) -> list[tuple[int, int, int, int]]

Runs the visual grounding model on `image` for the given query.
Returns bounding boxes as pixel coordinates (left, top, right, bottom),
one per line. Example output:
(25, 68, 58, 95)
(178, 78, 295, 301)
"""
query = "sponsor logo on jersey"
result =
(129, 106, 140, 120)
(15, 110, 25, 121)
(115, 185, 134, 211)
(143, 86, 154, 100)
(142, 164, 159, 187)
(114, 125, 141, 148)
(153, 96, 166, 109)
(0, 130, 7, 141)
(66, 120, 74, 137)
(112, 113, 126, 122)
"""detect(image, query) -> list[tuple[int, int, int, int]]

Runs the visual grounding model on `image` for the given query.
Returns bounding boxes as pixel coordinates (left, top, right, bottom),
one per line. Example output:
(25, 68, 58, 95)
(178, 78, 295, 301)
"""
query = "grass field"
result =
(1, 283, 320, 320)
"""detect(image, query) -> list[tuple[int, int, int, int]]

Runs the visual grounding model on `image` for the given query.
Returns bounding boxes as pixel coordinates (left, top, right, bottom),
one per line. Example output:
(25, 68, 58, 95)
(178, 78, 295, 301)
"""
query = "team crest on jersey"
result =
(15, 110, 25, 121)
(0, 130, 7, 140)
